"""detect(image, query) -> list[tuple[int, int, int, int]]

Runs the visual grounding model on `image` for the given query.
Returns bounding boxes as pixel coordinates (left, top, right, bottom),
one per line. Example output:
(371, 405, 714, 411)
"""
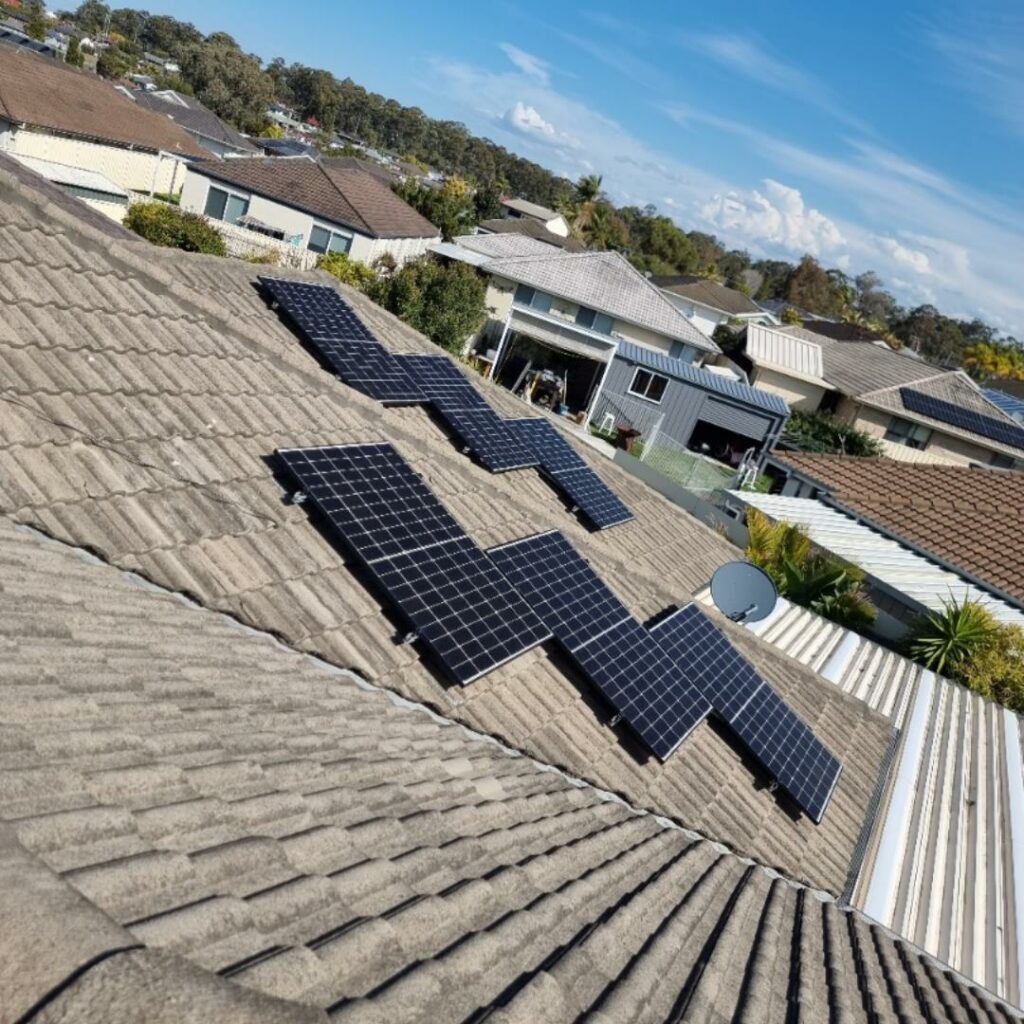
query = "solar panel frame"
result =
(259, 276, 377, 343)
(650, 604, 841, 822)
(488, 531, 711, 759)
(277, 444, 550, 684)
(900, 387, 1024, 453)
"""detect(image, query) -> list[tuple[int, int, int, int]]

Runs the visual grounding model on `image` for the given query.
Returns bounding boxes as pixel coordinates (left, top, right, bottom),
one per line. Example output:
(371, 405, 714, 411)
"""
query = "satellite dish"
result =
(710, 561, 778, 624)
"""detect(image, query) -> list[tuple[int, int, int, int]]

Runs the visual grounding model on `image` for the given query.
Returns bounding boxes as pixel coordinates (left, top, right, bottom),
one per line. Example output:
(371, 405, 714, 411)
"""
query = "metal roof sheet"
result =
(746, 323, 831, 386)
(617, 340, 789, 417)
(732, 492, 1024, 627)
(8, 153, 127, 198)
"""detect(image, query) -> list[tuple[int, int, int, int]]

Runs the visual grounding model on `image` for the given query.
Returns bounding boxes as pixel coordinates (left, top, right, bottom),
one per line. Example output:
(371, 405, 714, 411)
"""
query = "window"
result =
(990, 452, 1019, 469)
(204, 185, 249, 225)
(575, 306, 614, 334)
(514, 283, 552, 313)
(628, 367, 669, 403)
(307, 225, 353, 254)
(884, 416, 932, 450)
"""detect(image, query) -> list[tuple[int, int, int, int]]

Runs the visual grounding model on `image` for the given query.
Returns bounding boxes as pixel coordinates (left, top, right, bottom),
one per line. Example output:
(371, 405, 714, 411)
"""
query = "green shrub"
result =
(784, 410, 884, 457)
(907, 599, 998, 677)
(124, 202, 226, 256)
(966, 625, 1024, 712)
(318, 251, 377, 291)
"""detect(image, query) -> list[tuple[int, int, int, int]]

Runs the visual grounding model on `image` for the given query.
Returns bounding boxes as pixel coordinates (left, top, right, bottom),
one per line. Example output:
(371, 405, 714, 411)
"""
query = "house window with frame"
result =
(514, 283, 552, 314)
(575, 306, 614, 335)
(884, 416, 932, 450)
(307, 225, 353, 254)
(627, 367, 669, 404)
(204, 185, 249, 225)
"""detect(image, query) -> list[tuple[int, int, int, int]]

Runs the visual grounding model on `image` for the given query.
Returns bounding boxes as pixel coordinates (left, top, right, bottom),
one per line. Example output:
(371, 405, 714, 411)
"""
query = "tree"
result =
(96, 45, 132, 78)
(317, 252, 377, 291)
(177, 42, 274, 134)
(74, 0, 109, 36)
(854, 271, 898, 325)
(367, 257, 486, 354)
(784, 255, 843, 317)
(25, 0, 47, 42)
(745, 510, 876, 630)
(287, 64, 343, 130)
(890, 305, 966, 364)
(580, 202, 628, 251)
(392, 177, 474, 241)
(65, 35, 84, 66)
(962, 341, 1024, 382)
(124, 202, 226, 256)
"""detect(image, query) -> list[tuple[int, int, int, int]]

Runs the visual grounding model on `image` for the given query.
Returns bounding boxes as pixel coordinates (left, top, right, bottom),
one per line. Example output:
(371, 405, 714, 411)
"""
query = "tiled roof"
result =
(652, 273, 763, 316)
(452, 232, 557, 258)
(500, 196, 561, 221)
(191, 158, 440, 239)
(616, 339, 790, 417)
(704, 590, 1024, 1006)
(773, 452, 1024, 606)
(133, 90, 261, 154)
(819, 342, 945, 396)
(0, 161, 891, 901)
(476, 216, 586, 251)
(3, 519, 1018, 1023)
(0, 48, 207, 157)
(481, 250, 719, 352)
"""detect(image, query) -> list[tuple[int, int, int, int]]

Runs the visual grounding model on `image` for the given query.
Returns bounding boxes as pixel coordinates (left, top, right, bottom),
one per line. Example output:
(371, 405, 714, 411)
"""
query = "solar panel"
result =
(650, 604, 841, 822)
(901, 388, 1024, 453)
(259, 277, 424, 404)
(488, 531, 711, 759)
(278, 444, 550, 684)
(395, 354, 490, 410)
(440, 408, 539, 472)
(259, 276, 377, 342)
(506, 418, 633, 529)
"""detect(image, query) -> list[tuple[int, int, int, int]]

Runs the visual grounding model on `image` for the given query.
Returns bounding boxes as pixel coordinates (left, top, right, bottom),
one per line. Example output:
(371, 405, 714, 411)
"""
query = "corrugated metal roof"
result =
(731, 492, 1024, 627)
(746, 323, 832, 385)
(700, 589, 1024, 1006)
(617, 340, 789, 416)
(8, 153, 127, 198)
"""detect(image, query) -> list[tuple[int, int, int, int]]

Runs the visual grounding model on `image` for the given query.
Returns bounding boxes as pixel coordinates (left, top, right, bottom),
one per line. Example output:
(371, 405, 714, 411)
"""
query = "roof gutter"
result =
(771, 459, 1024, 614)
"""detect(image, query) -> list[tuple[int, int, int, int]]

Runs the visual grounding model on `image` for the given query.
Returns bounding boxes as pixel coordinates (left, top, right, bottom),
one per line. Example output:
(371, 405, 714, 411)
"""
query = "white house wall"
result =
(751, 366, 826, 412)
(1, 124, 186, 194)
(663, 292, 727, 339)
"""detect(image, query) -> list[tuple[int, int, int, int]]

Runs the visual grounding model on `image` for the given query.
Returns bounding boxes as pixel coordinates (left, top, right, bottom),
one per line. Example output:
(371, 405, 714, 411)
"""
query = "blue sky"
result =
(165, 1, 1024, 333)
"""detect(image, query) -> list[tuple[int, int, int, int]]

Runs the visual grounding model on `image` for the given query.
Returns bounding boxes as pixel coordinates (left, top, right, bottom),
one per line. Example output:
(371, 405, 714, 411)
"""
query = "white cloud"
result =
(498, 43, 549, 84)
(874, 235, 931, 274)
(700, 180, 845, 255)
(503, 101, 556, 138)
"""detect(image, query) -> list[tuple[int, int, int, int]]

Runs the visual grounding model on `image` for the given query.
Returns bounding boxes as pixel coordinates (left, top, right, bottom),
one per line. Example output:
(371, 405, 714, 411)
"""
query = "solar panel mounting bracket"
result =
(608, 713, 623, 727)
(290, 491, 308, 506)
(400, 631, 419, 646)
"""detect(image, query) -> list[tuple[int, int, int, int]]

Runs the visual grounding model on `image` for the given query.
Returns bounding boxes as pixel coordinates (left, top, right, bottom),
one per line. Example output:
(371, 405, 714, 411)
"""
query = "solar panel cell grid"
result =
(551, 466, 634, 529)
(901, 387, 1024, 452)
(439, 408, 540, 472)
(506, 417, 589, 474)
(311, 340, 425, 404)
(260, 276, 377, 342)
(396, 354, 490, 410)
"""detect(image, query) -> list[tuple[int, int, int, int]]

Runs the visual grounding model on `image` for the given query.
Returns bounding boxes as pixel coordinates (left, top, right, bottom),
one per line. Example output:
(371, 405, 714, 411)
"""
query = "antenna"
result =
(710, 561, 778, 624)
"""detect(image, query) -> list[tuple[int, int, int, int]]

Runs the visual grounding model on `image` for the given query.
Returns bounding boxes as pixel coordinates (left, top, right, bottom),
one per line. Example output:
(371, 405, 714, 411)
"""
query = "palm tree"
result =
(908, 599, 997, 677)
(574, 174, 604, 205)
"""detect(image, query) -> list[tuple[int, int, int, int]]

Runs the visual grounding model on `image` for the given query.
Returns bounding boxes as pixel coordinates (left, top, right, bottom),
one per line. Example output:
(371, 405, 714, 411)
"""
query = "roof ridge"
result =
(316, 159, 373, 235)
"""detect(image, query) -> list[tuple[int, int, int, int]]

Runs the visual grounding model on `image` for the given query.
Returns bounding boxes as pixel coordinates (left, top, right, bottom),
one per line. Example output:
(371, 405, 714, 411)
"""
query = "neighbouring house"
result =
(133, 89, 261, 158)
(986, 382, 1024, 423)
(738, 322, 1024, 467)
(798, 318, 885, 342)
(727, 454, 1024, 637)
(652, 273, 778, 338)
(142, 50, 179, 74)
(3, 161, 1020, 1020)
(179, 156, 441, 265)
(0, 22, 61, 57)
(475, 215, 586, 251)
(499, 194, 571, 237)
(254, 135, 317, 158)
(0, 47, 206, 192)
(7, 151, 128, 220)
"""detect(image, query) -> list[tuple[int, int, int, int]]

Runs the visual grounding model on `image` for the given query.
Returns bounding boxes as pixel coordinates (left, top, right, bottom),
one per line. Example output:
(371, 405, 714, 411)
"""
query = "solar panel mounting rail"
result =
(259, 276, 424, 404)
(278, 443, 551, 685)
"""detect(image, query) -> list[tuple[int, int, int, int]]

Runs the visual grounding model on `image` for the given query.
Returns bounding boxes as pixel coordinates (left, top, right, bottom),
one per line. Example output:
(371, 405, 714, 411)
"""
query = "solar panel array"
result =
(901, 387, 1024, 453)
(650, 604, 841, 822)
(278, 443, 550, 684)
(507, 417, 634, 529)
(396, 354, 539, 473)
(260, 277, 423, 404)
(488, 531, 711, 759)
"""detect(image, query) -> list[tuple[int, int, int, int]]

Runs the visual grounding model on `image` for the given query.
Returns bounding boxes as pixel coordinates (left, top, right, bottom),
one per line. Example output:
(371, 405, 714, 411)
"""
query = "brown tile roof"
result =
(774, 452, 1024, 606)
(192, 157, 439, 239)
(0, 48, 207, 157)
(0, 164, 888, 898)
(2, 516, 1015, 1022)
(652, 274, 763, 316)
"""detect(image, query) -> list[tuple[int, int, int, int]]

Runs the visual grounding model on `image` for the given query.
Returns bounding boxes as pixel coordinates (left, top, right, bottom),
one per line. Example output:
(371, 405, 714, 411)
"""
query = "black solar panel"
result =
(312, 339, 426, 404)
(900, 388, 1024, 453)
(259, 276, 377, 342)
(396, 354, 490, 410)
(506, 418, 633, 529)
(278, 444, 550, 684)
(440, 408, 540, 472)
(488, 531, 711, 759)
(650, 604, 841, 822)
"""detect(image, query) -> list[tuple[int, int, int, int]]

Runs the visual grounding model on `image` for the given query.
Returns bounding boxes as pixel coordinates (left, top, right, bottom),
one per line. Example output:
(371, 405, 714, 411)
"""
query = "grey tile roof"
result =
(2, 517, 1020, 1022)
(134, 90, 261, 154)
(616, 339, 789, 417)
(0, 161, 892, 901)
(500, 196, 562, 221)
(818, 341, 946, 396)
(476, 217, 586, 251)
(481, 250, 719, 352)
(652, 273, 763, 316)
(707, 590, 1024, 1008)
